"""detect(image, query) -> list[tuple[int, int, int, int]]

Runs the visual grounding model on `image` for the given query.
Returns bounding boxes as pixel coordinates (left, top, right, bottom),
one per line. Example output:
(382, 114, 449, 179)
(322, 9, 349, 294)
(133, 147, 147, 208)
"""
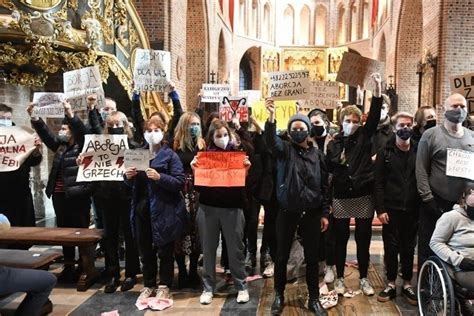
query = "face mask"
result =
(290, 130, 309, 144)
(100, 111, 109, 122)
(108, 127, 124, 135)
(396, 127, 413, 141)
(214, 136, 229, 150)
(342, 122, 359, 136)
(311, 125, 326, 138)
(445, 108, 468, 124)
(380, 108, 389, 121)
(0, 119, 12, 127)
(189, 125, 201, 138)
(58, 131, 70, 143)
(144, 131, 163, 145)
(425, 119, 437, 130)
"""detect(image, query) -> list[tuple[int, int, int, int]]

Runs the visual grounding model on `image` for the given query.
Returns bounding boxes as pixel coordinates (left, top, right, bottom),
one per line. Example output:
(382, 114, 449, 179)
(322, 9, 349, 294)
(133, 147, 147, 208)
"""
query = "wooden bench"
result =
(0, 249, 62, 270)
(0, 227, 103, 291)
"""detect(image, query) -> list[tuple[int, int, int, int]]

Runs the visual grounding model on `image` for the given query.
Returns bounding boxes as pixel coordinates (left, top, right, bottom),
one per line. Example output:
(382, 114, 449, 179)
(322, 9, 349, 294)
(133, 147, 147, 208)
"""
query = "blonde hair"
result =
(104, 111, 133, 139)
(173, 112, 205, 152)
(391, 111, 414, 125)
(339, 105, 362, 123)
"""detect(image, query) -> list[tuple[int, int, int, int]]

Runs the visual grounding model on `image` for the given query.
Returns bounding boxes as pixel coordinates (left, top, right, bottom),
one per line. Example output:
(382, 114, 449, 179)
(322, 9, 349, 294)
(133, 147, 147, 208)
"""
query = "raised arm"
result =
(28, 103, 61, 152)
(167, 83, 184, 141)
(264, 99, 287, 158)
(363, 73, 383, 137)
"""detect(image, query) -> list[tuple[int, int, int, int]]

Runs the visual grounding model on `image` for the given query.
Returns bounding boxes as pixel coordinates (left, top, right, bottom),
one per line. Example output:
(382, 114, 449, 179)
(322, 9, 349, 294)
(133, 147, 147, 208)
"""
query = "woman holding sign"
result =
(125, 115, 186, 303)
(191, 119, 251, 306)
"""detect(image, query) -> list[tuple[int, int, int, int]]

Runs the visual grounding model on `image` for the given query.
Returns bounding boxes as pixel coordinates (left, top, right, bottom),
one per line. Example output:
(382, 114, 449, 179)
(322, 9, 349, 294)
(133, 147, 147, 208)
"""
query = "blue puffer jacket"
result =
(126, 144, 186, 247)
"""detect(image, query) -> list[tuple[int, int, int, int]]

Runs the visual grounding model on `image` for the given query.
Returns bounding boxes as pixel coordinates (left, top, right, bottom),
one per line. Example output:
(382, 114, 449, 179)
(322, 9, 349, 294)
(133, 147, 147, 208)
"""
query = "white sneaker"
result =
(236, 289, 250, 304)
(324, 265, 335, 283)
(334, 278, 345, 295)
(200, 291, 213, 305)
(360, 278, 375, 296)
(155, 285, 172, 299)
(263, 263, 274, 278)
(137, 287, 155, 302)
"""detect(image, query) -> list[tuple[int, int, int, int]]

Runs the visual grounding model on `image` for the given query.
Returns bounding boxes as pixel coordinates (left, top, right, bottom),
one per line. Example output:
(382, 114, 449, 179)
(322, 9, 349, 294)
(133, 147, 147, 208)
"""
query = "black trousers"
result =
(96, 197, 140, 278)
(382, 209, 418, 282)
(274, 209, 322, 298)
(334, 217, 372, 279)
(134, 201, 174, 288)
(418, 194, 456, 268)
(261, 198, 278, 261)
(52, 192, 90, 264)
(244, 196, 261, 256)
(318, 213, 336, 266)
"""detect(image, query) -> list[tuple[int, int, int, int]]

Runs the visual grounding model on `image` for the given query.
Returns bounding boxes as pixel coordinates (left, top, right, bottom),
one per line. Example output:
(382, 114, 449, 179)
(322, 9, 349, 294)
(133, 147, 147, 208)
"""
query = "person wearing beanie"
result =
(264, 101, 330, 315)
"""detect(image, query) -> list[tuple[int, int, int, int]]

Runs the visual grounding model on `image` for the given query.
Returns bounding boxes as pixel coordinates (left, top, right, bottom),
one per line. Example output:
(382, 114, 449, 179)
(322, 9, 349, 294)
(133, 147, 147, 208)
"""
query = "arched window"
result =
(350, 2, 358, 41)
(315, 5, 327, 45)
(262, 2, 271, 41)
(250, 0, 258, 38)
(299, 5, 311, 45)
(337, 4, 346, 45)
(239, 55, 252, 90)
(283, 5, 294, 45)
(362, 0, 369, 38)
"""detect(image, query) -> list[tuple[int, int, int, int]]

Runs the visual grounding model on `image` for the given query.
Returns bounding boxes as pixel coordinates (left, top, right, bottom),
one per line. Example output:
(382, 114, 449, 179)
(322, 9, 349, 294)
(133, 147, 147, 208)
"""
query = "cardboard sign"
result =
(0, 126, 36, 172)
(124, 149, 151, 171)
(63, 66, 105, 111)
(238, 90, 261, 106)
(298, 81, 340, 109)
(267, 71, 311, 101)
(450, 72, 474, 112)
(252, 100, 297, 131)
(32, 93, 66, 118)
(219, 97, 249, 122)
(77, 135, 129, 182)
(336, 52, 385, 91)
(194, 152, 246, 187)
(446, 148, 474, 180)
(201, 84, 231, 103)
(133, 49, 171, 92)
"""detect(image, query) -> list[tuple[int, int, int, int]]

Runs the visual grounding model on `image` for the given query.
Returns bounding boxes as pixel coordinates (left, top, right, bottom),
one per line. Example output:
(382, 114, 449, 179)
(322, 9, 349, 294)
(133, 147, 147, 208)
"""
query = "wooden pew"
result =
(0, 249, 62, 270)
(0, 227, 103, 291)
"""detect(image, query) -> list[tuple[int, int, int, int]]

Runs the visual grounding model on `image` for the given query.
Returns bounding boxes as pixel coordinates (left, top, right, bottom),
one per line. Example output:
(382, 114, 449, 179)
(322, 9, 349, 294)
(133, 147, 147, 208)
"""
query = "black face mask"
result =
(108, 127, 124, 135)
(290, 130, 309, 144)
(311, 125, 326, 138)
(466, 205, 474, 220)
(424, 120, 437, 130)
(396, 128, 414, 141)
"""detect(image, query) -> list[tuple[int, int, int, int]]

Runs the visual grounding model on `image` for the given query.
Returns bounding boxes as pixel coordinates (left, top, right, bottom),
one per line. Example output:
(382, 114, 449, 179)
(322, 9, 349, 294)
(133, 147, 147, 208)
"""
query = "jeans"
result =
(0, 266, 56, 316)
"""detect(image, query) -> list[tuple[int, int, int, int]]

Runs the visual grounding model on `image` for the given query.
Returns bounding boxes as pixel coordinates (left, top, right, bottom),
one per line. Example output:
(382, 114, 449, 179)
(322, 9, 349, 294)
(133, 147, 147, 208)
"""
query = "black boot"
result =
(104, 276, 121, 293)
(308, 298, 327, 315)
(271, 292, 284, 315)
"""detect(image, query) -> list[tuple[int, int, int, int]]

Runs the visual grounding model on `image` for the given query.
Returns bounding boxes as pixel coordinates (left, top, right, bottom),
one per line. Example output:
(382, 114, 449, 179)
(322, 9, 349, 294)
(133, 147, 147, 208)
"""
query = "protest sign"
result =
(252, 100, 297, 131)
(336, 52, 385, 91)
(201, 84, 231, 103)
(76, 135, 129, 182)
(238, 90, 261, 106)
(298, 81, 340, 109)
(0, 126, 35, 172)
(133, 49, 171, 92)
(32, 93, 65, 118)
(267, 70, 311, 101)
(124, 149, 151, 171)
(63, 66, 105, 111)
(194, 152, 246, 187)
(450, 72, 474, 112)
(446, 148, 474, 180)
(219, 97, 249, 122)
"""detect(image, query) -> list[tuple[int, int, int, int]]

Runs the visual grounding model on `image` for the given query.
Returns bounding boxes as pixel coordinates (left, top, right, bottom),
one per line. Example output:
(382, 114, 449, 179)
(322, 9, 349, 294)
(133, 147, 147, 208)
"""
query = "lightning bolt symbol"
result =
(83, 156, 93, 169)
(116, 156, 124, 168)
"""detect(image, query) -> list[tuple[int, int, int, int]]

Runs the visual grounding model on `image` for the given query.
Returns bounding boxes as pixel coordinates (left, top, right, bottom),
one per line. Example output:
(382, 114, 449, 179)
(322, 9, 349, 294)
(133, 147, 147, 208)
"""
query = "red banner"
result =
(194, 151, 246, 187)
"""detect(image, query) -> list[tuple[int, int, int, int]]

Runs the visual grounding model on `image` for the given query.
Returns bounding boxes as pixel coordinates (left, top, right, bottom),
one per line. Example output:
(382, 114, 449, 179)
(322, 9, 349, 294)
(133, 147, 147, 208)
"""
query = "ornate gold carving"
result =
(67, 0, 78, 10)
(128, 20, 139, 50)
(282, 48, 326, 81)
(9, 69, 48, 86)
(115, 0, 128, 48)
(18, 0, 63, 11)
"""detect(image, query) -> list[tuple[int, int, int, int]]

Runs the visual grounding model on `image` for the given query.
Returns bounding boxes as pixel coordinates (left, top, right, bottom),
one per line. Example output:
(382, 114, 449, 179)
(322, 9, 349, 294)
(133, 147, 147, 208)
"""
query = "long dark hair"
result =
(206, 119, 231, 148)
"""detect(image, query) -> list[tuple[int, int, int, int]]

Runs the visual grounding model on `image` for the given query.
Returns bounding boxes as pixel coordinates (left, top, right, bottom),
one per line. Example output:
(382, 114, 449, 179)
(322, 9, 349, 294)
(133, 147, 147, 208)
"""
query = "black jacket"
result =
(374, 138, 421, 213)
(32, 116, 90, 199)
(371, 117, 393, 156)
(326, 96, 383, 199)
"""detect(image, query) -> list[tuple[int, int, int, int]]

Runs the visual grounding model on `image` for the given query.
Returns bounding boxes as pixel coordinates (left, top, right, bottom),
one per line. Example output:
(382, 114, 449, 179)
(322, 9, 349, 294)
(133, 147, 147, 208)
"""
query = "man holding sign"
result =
(416, 93, 474, 267)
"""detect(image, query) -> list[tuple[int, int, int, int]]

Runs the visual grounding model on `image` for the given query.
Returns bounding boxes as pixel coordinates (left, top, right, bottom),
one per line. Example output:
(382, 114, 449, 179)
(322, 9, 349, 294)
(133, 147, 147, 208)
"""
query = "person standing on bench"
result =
(27, 101, 91, 283)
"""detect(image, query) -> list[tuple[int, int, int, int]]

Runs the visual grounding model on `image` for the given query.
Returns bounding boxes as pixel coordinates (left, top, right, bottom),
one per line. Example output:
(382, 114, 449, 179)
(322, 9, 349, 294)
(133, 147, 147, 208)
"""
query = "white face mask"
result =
(380, 108, 389, 121)
(342, 122, 359, 136)
(144, 131, 163, 145)
(0, 119, 12, 127)
(214, 136, 229, 149)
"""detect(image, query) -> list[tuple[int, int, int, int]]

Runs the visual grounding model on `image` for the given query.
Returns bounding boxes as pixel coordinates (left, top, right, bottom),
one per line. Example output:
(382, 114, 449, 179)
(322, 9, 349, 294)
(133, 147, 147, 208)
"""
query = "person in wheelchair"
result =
(430, 184, 474, 315)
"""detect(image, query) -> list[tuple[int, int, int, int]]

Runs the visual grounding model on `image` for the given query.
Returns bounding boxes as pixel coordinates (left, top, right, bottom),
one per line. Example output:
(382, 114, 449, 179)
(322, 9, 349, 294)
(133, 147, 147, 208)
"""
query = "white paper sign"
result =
(63, 66, 105, 111)
(77, 135, 129, 182)
(267, 71, 311, 101)
(0, 126, 36, 172)
(201, 84, 231, 103)
(446, 148, 474, 180)
(124, 149, 151, 171)
(133, 49, 171, 92)
(238, 90, 261, 106)
(32, 93, 66, 118)
(298, 81, 340, 109)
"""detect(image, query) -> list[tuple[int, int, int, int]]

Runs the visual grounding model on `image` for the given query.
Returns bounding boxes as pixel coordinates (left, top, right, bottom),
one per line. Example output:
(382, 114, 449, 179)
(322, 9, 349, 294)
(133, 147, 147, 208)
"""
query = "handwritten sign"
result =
(77, 135, 129, 182)
(0, 126, 36, 172)
(124, 149, 151, 171)
(201, 84, 231, 103)
(336, 52, 385, 91)
(450, 72, 474, 112)
(63, 66, 105, 111)
(194, 152, 246, 187)
(32, 93, 66, 118)
(133, 49, 171, 92)
(219, 97, 249, 123)
(446, 148, 474, 180)
(252, 100, 297, 130)
(298, 81, 340, 109)
(267, 70, 311, 101)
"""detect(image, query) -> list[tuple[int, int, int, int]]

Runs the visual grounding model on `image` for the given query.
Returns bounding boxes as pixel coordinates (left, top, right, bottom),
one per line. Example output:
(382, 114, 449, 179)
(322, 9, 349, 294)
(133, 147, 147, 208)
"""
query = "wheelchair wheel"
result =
(418, 258, 456, 316)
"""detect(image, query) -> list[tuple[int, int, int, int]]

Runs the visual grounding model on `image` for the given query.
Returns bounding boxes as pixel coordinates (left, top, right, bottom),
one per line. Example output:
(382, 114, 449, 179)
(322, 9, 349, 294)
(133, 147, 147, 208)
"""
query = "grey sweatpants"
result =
(197, 203, 247, 292)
